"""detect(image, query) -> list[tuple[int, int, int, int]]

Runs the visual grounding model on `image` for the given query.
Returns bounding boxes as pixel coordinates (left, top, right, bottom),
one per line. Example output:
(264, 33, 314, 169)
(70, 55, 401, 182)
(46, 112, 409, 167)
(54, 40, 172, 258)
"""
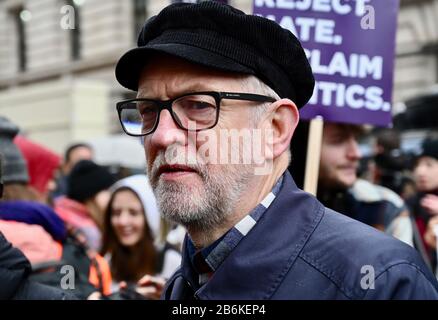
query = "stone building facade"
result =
(0, 0, 436, 153)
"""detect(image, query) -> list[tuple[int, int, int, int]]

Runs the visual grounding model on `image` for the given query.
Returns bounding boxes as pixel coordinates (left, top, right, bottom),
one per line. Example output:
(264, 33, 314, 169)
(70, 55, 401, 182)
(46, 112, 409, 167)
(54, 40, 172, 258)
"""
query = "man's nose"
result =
(149, 109, 186, 149)
(414, 164, 426, 177)
(346, 138, 361, 160)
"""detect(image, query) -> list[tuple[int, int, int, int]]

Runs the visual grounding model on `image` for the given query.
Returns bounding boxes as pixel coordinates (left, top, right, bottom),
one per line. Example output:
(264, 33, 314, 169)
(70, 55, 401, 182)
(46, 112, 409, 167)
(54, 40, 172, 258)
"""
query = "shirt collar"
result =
(186, 175, 284, 286)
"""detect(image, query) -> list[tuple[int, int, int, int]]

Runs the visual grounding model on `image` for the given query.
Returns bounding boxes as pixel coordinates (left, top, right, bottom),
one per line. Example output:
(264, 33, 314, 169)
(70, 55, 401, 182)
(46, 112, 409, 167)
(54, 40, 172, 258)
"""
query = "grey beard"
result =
(149, 161, 253, 232)
(147, 141, 255, 232)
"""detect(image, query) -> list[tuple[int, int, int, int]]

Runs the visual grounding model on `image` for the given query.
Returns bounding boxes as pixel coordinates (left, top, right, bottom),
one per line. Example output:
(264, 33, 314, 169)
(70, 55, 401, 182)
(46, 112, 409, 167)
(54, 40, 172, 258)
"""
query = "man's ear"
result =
(263, 99, 299, 160)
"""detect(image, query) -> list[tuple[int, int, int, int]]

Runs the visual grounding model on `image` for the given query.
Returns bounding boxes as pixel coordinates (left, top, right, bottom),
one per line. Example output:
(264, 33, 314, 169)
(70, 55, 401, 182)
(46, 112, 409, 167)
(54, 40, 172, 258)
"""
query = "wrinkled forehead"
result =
(137, 53, 252, 98)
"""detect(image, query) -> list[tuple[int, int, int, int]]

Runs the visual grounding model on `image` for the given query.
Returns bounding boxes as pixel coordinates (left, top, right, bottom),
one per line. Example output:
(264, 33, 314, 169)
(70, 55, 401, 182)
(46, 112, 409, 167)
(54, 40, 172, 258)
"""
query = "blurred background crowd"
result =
(0, 0, 438, 299)
(0, 115, 184, 299)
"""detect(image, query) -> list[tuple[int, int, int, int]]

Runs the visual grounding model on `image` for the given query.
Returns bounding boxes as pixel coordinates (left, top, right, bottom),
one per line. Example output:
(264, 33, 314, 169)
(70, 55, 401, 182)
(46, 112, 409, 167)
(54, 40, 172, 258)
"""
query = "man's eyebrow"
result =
(136, 83, 218, 99)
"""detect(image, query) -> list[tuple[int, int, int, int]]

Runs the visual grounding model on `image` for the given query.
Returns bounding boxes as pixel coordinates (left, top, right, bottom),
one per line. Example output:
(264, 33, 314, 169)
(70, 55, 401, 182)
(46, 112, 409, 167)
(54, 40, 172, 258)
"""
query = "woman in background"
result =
(101, 175, 181, 299)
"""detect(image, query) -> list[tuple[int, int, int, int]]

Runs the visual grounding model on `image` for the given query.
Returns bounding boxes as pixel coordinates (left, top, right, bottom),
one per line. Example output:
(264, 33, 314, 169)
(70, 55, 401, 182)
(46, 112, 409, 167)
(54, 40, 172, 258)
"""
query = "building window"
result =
(67, 0, 81, 60)
(133, 0, 147, 40)
(10, 7, 29, 72)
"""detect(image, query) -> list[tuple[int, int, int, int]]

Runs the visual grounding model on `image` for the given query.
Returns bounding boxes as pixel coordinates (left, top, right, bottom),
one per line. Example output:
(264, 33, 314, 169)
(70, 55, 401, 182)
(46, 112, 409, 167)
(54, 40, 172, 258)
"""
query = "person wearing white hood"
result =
(101, 174, 181, 299)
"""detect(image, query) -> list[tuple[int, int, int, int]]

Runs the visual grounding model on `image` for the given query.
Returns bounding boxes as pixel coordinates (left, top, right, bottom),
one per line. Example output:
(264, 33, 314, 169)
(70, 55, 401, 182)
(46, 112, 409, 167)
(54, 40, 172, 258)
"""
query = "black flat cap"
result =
(115, 2, 315, 108)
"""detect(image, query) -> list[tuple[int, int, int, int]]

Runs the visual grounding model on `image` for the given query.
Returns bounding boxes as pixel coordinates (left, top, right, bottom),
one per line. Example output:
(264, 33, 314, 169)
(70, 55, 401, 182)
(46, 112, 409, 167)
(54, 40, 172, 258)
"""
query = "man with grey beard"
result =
(114, 2, 438, 299)
(150, 143, 252, 233)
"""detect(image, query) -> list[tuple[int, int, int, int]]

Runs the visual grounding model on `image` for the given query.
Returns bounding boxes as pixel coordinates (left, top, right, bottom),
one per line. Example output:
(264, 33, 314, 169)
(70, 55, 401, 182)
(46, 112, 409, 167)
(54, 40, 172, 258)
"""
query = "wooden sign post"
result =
(303, 116, 324, 196)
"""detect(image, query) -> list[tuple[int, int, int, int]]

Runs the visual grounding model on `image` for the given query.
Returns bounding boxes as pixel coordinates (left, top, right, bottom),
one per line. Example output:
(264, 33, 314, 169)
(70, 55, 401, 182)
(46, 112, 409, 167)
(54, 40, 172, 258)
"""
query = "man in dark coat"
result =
(0, 120, 74, 300)
(0, 232, 74, 300)
(114, 2, 438, 299)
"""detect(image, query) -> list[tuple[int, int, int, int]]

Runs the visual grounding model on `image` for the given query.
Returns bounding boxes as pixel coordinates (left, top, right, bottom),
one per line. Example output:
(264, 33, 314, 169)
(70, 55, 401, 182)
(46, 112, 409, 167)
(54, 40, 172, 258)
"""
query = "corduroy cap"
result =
(115, 1, 314, 108)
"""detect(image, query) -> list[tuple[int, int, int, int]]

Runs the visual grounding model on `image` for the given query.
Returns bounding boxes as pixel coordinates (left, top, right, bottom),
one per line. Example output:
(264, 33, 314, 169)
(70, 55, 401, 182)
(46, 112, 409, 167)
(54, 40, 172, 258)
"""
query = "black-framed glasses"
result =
(116, 91, 276, 137)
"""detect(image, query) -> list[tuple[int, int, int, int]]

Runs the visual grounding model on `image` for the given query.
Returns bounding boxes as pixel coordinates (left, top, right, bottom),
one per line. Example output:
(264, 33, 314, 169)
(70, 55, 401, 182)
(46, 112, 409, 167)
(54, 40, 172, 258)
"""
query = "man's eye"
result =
(328, 135, 345, 144)
(141, 107, 156, 114)
(174, 95, 216, 114)
(181, 100, 215, 111)
(191, 101, 214, 109)
(137, 103, 155, 113)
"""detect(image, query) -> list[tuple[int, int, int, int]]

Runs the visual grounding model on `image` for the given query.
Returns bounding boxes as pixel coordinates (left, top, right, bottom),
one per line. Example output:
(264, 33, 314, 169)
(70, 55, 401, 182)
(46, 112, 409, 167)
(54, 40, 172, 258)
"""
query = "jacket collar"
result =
(166, 171, 325, 299)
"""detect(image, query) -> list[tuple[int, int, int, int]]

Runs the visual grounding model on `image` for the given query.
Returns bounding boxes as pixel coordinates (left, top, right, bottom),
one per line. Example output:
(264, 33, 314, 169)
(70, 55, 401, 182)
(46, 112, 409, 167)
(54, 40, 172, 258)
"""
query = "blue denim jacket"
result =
(163, 171, 438, 300)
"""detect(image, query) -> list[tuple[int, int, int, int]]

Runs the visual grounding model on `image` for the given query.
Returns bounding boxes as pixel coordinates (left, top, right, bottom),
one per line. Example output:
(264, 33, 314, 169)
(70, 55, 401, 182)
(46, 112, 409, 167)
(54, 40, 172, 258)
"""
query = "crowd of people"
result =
(314, 123, 438, 272)
(0, 116, 183, 299)
(1, 106, 438, 300)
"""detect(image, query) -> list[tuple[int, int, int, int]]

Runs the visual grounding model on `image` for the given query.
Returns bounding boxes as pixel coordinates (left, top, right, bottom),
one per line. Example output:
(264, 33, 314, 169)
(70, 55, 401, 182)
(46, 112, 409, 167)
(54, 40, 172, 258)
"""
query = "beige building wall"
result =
(0, 0, 437, 156)
(0, 0, 254, 155)
(0, 0, 138, 154)
(394, 0, 438, 103)
(0, 78, 109, 153)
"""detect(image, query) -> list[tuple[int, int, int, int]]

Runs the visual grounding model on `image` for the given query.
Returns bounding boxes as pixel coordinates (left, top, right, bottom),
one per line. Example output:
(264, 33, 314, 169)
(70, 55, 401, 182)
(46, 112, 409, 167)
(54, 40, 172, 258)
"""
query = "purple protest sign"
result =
(172, 0, 228, 4)
(253, 0, 399, 127)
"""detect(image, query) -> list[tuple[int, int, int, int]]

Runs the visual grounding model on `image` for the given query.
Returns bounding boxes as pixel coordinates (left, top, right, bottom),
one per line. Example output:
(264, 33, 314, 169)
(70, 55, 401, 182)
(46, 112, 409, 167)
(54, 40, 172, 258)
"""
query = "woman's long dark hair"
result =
(101, 187, 157, 283)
